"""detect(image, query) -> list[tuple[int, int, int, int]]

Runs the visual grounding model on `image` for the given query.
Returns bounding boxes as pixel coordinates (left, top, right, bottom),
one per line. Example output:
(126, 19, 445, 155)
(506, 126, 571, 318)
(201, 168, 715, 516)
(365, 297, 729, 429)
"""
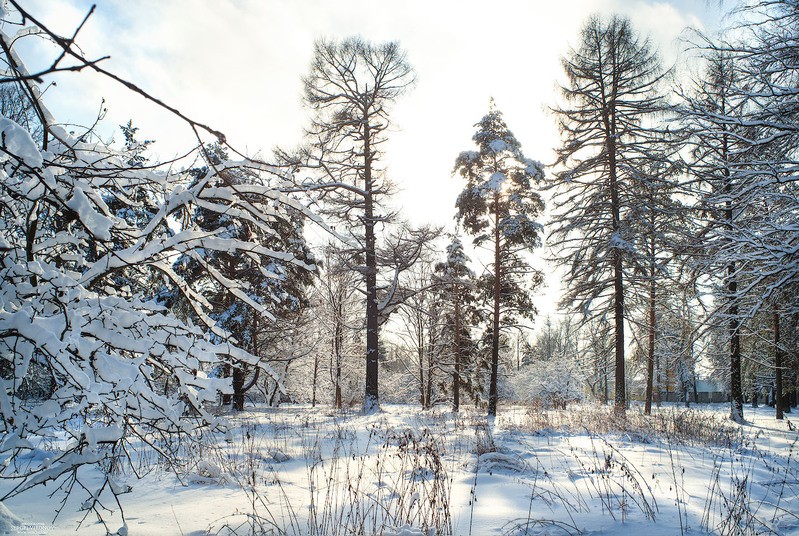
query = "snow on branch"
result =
(0, 4, 320, 527)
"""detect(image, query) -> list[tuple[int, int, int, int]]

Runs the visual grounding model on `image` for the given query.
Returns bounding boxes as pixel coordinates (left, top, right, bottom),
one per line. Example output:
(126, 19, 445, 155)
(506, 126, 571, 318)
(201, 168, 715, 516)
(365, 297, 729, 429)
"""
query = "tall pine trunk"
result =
(728, 262, 743, 422)
(488, 191, 501, 417)
(607, 114, 626, 415)
(334, 300, 343, 409)
(453, 296, 461, 412)
(418, 333, 426, 408)
(725, 172, 744, 423)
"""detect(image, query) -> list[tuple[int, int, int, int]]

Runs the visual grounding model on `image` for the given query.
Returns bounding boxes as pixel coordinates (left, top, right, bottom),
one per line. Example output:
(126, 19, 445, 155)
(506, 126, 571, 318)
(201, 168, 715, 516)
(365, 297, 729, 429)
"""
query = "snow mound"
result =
(0, 502, 21, 534)
(381, 524, 424, 536)
(268, 448, 290, 463)
(187, 460, 232, 485)
(478, 451, 529, 474)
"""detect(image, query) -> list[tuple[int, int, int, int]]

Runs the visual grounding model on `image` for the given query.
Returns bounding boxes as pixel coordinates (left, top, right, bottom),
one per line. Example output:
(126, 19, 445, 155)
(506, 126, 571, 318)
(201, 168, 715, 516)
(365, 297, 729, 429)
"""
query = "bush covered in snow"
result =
(0, 5, 314, 528)
(509, 359, 584, 409)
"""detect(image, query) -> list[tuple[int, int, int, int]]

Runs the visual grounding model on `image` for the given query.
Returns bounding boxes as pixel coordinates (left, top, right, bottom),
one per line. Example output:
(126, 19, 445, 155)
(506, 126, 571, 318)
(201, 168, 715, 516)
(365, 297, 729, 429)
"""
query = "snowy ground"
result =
(2, 402, 798, 535)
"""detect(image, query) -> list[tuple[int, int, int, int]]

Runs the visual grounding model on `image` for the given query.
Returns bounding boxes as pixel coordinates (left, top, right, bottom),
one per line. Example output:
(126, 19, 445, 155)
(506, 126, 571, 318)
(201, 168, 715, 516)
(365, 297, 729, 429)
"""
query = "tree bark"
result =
(775, 311, 784, 420)
(609, 136, 626, 416)
(26, 202, 38, 287)
(603, 42, 625, 415)
(426, 312, 434, 409)
(655, 354, 661, 407)
(488, 191, 501, 417)
(232, 364, 245, 411)
(645, 234, 656, 415)
(717, 106, 743, 423)
(418, 330, 426, 408)
(311, 354, 319, 408)
(363, 120, 380, 413)
(453, 295, 461, 412)
(221, 362, 232, 407)
(334, 299, 343, 409)
(726, 191, 743, 422)
(728, 264, 744, 422)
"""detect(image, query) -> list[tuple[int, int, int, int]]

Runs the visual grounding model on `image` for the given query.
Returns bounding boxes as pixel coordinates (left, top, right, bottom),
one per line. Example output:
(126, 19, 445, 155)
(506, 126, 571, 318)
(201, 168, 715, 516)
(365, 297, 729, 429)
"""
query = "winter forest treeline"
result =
(1, 0, 799, 518)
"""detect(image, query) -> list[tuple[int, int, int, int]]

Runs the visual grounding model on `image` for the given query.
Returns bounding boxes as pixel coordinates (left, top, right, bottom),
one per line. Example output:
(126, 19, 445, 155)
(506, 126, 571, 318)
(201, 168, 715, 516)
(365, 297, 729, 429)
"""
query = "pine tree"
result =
(626, 158, 686, 414)
(677, 52, 752, 422)
(454, 102, 545, 417)
(727, 0, 799, 419)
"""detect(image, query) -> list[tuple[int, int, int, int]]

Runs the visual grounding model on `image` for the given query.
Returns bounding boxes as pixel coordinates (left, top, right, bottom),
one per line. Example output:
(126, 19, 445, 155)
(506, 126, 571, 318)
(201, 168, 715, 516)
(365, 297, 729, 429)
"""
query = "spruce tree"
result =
(434, 237, 482, 411)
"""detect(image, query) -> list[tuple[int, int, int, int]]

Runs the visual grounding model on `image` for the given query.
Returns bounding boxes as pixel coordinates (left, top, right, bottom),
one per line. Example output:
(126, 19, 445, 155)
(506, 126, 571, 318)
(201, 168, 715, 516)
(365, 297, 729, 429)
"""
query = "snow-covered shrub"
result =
(509, 359, 584, 409)
(0, 6, 314, 528)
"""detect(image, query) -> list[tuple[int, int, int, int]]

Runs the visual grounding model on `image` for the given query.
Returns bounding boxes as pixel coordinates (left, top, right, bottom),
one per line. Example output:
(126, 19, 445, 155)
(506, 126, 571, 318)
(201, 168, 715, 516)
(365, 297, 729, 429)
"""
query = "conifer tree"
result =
(175, 144, 315, 410)
(292, 37, 415, 412)
(550, 15, 670, 414)
(678, 52, 752, 422)
(434, 237, 482, 411)
(454, 102, 545, 417)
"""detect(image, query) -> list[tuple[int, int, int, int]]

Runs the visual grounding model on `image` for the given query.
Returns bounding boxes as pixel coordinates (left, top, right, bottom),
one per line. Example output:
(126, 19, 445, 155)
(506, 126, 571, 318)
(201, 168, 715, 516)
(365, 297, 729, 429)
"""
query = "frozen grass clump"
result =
(510, 404, 742, 448)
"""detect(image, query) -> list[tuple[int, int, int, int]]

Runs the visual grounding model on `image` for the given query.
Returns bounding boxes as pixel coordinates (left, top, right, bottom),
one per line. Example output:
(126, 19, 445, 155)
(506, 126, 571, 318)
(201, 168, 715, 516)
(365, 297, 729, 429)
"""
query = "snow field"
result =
(2, 403, 798, 535)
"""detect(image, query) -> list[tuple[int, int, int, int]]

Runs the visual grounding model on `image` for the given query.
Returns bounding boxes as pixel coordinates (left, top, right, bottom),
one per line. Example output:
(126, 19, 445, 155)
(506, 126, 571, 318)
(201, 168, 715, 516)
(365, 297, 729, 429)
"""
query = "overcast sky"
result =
(18, 0, 726, 319)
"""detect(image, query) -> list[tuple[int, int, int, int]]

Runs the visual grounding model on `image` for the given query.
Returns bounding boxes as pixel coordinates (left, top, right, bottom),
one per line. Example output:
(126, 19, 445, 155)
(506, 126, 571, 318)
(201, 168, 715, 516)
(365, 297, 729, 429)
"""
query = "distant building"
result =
(693, 379, 727, 403)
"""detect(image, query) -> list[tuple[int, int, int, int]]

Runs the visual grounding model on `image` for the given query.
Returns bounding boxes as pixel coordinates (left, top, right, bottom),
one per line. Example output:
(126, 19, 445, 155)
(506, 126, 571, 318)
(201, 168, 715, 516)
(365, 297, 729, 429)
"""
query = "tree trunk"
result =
(221, 362, 232, 407)
(655, 354, 662, 407)
(232, 364, 246, 411)
(684, 377, 690, 408)
(311, 354, 319, 408)
(418, 340, 426, 409)
(426, 347, 433, 410)
(26, 202, 39, 287)
(720, 125, 743, 423)
(334, 369, 342, 409)
(729, 266, 744, 422)
(775, 311, 784, 420)
(645, 234, 655, 415)
(426, 315, 434, 410)
(363, 121, 380, 413)
(605, 86, 625, 415)
(611, 197, 625, 414)
(334, 301, 343, 409)
(488, 191, 501, 417)
(453, 295, 461, 412)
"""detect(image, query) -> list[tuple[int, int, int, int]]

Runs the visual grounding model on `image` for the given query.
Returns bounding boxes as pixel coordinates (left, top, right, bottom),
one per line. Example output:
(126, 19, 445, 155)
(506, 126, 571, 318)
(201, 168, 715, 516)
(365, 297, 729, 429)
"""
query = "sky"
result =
(14, 0, 726, 320)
